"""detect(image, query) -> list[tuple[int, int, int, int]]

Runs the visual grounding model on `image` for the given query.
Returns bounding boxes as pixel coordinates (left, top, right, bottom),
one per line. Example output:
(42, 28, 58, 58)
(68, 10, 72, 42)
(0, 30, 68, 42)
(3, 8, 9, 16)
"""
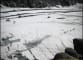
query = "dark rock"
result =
(48, 16, 51, 18)
(7, 55, 12, 59)
(52, 53, 78, 60)
(73, 38, 83, 56)
(6, 18, 10, 22)
(65, 48, 81, 58)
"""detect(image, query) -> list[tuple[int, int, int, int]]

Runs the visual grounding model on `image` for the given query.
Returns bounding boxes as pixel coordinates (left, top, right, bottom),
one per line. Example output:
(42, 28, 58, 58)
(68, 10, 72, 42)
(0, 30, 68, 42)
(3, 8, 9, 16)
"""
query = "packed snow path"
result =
(1, 7, 82, 60)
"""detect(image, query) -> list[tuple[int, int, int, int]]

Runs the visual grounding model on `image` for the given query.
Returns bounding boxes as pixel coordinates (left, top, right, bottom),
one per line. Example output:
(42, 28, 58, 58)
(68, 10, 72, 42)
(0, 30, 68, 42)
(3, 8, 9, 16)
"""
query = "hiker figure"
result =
(7, 46, 10, 51)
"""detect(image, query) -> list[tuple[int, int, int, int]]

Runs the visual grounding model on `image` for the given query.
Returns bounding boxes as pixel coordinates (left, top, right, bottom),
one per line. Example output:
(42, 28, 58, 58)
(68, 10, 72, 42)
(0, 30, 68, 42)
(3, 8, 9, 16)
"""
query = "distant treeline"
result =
(1, 0, 83, 8)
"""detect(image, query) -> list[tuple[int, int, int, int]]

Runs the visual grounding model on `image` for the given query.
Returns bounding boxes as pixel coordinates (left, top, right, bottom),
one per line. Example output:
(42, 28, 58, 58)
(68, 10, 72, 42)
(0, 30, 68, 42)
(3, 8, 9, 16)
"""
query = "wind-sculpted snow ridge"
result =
(1, 8, 82, 21)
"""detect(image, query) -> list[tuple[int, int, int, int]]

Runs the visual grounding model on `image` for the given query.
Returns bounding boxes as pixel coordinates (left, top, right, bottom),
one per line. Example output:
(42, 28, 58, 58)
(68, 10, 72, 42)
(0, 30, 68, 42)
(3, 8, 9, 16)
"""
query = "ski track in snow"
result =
(1, 7, 82, 60)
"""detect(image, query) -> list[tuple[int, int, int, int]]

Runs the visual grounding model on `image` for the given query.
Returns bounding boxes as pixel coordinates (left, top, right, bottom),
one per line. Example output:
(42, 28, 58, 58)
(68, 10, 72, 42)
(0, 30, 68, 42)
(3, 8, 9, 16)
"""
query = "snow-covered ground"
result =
(1, 5, 82, 60)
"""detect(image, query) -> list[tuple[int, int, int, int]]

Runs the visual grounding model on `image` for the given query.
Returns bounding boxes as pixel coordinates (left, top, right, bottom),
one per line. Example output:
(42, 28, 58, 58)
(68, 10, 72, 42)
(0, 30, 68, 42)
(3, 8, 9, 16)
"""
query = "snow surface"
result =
(1, 5, 82, 60)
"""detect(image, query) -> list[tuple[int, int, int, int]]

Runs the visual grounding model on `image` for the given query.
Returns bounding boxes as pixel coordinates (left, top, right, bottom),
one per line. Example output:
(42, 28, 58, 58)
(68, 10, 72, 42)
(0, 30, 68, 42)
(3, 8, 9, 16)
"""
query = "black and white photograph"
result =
(0, 0, 83, 60)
